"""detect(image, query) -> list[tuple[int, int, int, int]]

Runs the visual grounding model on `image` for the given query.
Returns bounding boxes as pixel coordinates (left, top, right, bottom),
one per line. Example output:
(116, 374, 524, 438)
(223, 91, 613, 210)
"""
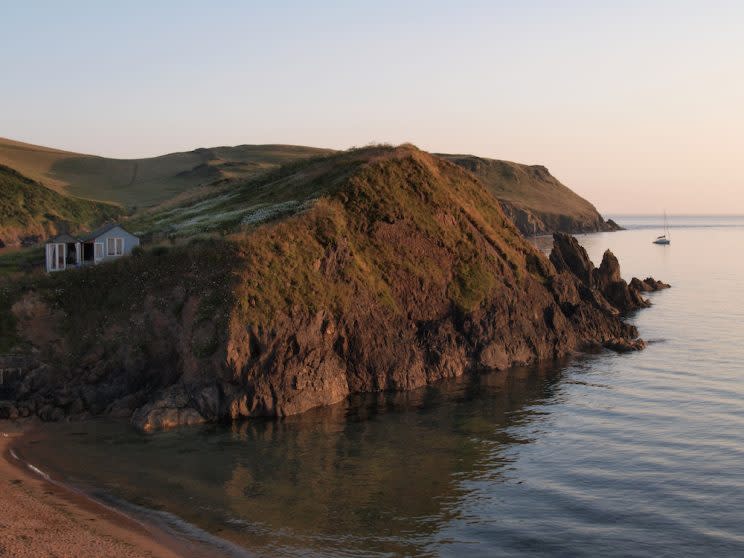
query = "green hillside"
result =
(0, 137, 619, 236)
(439, 154, 619, 234)
(0, 137, 334, 209)
(0, 164, 121, 247)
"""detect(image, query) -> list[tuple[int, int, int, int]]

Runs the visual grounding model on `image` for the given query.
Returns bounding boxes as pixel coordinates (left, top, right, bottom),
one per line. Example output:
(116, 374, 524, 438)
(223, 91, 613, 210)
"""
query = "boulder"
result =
(604, 337, 646, 352)
(630, 277, 671, 292)
(131, 384, 206, 432)
(0, 401, 19, 420)
(132, 406, 205, 432)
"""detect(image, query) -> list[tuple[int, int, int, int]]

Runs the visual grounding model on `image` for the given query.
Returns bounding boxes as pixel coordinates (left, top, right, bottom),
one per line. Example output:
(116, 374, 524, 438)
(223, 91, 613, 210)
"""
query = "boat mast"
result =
(664, 211, 670, 239)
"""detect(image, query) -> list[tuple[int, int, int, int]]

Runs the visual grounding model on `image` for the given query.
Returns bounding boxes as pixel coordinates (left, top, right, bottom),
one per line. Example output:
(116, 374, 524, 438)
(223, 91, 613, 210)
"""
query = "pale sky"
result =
(2, 0, 743, 214)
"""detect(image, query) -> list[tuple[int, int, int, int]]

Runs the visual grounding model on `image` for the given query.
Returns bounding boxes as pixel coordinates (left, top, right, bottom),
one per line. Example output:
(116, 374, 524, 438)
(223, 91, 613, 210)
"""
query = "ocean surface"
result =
(14, 215, 744, 557)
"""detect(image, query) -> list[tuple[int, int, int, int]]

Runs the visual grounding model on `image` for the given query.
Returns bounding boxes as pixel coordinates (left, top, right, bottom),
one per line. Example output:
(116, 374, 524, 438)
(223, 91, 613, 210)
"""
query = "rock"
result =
(550, 233, 596, 287)
(131, 384, 207, 431)
(596, 250, 622, 286)
(478, 343, 510, 370)
(132, 406, 205, 432)
(0, 401, 19, 420)
(37, 404, 64, 422)
(630, 277, 671, 292)
(194, 385, 220, 420)
(604, 337, 646, 352)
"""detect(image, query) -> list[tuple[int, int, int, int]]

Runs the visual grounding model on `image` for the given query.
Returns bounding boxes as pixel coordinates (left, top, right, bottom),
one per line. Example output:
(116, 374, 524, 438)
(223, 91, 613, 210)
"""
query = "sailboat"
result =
(653, 212, 671, 245)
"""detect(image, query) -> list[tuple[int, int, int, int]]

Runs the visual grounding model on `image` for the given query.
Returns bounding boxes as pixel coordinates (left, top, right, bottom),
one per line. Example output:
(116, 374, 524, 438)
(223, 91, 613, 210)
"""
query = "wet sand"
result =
(0, 429, 197, 558)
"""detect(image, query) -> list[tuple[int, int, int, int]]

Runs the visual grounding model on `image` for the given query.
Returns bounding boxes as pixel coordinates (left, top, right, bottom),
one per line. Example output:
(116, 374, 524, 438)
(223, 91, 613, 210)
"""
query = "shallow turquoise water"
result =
(16, 216, 744, 557)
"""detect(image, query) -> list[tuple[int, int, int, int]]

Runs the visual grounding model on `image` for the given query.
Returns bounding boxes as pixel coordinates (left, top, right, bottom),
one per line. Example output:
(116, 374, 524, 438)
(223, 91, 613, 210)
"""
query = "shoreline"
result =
(0, 425, 225, 558)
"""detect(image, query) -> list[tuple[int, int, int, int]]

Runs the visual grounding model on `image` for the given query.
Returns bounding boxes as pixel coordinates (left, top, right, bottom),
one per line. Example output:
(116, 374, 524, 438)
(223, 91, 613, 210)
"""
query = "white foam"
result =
(26, 462, 51, 481)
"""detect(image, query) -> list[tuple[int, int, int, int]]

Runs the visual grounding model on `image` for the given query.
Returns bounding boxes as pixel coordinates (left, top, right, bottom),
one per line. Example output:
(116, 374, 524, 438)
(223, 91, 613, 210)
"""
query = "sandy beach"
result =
(0, 428, 189, 558)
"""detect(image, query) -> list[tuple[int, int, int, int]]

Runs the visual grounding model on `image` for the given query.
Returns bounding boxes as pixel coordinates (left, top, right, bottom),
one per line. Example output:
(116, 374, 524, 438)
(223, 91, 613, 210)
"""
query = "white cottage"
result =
(45, 224, 140, 272)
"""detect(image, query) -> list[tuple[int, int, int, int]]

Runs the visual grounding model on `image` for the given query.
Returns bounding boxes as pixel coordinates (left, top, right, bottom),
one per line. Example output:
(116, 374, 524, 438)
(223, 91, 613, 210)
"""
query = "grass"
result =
(226, 145, 544, 327)
(0, 165, 121, 246)
(0, 247, 44, 277)
(1, 144, 555, 368)
(0, 136, 335, 209)
(438, 154, 604, 222)
(0, 281, 21, 352)
(130, 150, 365, 238)
(23, 237, 239, 363)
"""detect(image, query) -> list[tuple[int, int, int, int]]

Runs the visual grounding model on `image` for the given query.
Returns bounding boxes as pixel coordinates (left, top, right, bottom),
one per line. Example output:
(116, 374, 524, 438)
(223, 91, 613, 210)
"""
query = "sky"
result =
(1, 0, 743, 214)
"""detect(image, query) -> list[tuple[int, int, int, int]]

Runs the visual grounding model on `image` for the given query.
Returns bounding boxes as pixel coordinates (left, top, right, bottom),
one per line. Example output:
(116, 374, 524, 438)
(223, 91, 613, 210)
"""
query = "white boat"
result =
(653, 212, 671, 245)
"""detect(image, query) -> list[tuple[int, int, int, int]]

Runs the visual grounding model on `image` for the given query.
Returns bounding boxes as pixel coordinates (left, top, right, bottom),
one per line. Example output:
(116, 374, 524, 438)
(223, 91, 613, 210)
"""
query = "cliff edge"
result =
(0, 145, 664, 430)
(440, 154, 621, 235)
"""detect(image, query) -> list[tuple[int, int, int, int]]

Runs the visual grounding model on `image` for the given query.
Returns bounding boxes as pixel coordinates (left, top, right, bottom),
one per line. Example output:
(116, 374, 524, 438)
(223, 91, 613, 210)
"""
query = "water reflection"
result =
(18, 361, 568, 556)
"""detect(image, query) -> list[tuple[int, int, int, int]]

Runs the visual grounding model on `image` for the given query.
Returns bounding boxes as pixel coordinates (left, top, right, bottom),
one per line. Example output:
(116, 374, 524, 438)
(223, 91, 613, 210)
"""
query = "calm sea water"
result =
(15, 216, 744, 557)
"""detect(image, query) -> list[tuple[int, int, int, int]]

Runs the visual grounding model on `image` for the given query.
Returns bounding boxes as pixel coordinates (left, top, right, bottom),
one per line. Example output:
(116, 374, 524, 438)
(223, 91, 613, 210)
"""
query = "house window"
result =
(95, 242, 104, 260)
(49, 243, 66, 271)
(106, 237, 124, 256)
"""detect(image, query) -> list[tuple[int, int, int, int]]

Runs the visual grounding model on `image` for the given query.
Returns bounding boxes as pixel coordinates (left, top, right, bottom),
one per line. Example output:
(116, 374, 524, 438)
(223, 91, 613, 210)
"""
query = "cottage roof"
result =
(80, 223, 137, 242)
(46, 233, 80, 244)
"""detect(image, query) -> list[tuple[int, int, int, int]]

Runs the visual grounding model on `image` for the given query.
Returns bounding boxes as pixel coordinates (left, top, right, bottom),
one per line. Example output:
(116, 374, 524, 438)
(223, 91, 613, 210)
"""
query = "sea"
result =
(13, 215, 744, 557)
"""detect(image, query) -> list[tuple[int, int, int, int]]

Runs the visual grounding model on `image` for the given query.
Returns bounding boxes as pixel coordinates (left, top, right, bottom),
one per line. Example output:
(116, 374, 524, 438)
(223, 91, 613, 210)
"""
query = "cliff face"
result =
(1, 146, 664, 429)
(439, 155, 621, 235)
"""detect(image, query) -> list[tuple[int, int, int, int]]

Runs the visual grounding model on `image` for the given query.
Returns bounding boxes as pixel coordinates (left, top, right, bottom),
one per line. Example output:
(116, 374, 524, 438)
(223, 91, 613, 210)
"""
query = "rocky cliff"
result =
(0, 145, 665, 430)
(439, 154, 621, 235)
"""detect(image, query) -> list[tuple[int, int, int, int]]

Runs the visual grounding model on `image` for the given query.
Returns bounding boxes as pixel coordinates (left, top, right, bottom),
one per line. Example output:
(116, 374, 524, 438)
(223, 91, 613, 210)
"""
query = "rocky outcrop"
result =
(0, 146, 667, 431)
(499, 201, 622, 236)
(630, 277, 671, 292)
(550, 233, 669, 314)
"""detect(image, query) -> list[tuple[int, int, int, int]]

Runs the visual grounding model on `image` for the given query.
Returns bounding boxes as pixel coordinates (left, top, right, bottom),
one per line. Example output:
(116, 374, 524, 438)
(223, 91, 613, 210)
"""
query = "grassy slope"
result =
(4, 145, 543, 355)
(0, 137, 334, 209)
(438, 154, 607, 229)
(0, 165, 121, 246)
(0, 137, 612, 235)
(123, 144, 542, 327)
(229, 145, 539, 327)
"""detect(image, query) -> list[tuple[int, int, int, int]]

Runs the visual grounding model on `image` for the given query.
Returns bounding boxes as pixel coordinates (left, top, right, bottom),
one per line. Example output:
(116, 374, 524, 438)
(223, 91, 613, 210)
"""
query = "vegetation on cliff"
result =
(1, 137, 620, 238)
(0, 145, 666, 429)
(0, 137, 333, 209)
(439, 154, 621, 235)
(0, 165, 122, 247)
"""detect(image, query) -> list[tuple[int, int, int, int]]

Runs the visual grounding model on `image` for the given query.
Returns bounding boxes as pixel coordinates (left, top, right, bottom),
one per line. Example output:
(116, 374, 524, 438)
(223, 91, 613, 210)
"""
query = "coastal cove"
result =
(9, 217, 744, 557)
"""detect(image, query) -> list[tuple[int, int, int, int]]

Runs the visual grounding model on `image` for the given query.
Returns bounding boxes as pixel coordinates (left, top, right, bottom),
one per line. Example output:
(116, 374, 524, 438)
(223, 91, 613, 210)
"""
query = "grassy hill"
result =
(439, 154, 620, 234)
(0, 137, 334, 209)
(0, 165, 121, 247)
(2, 144, 650, 429)
(0, 137, 619, 236)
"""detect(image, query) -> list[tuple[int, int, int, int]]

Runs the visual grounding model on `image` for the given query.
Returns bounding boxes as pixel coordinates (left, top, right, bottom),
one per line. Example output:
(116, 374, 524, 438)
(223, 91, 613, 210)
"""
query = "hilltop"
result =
(0, 137, 333, 209)
(0, 137, 619, 238)
(440, 154, 621, 235)
(1, 145, 664, 429)
(0, 165, 121, 247)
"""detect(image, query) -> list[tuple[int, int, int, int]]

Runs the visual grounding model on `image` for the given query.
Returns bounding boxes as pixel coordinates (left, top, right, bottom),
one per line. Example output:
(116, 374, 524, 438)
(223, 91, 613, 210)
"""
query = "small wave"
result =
(94, 493, 254, 558)
(11, 448, 53, 480)
(26, 462, 51, 481)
